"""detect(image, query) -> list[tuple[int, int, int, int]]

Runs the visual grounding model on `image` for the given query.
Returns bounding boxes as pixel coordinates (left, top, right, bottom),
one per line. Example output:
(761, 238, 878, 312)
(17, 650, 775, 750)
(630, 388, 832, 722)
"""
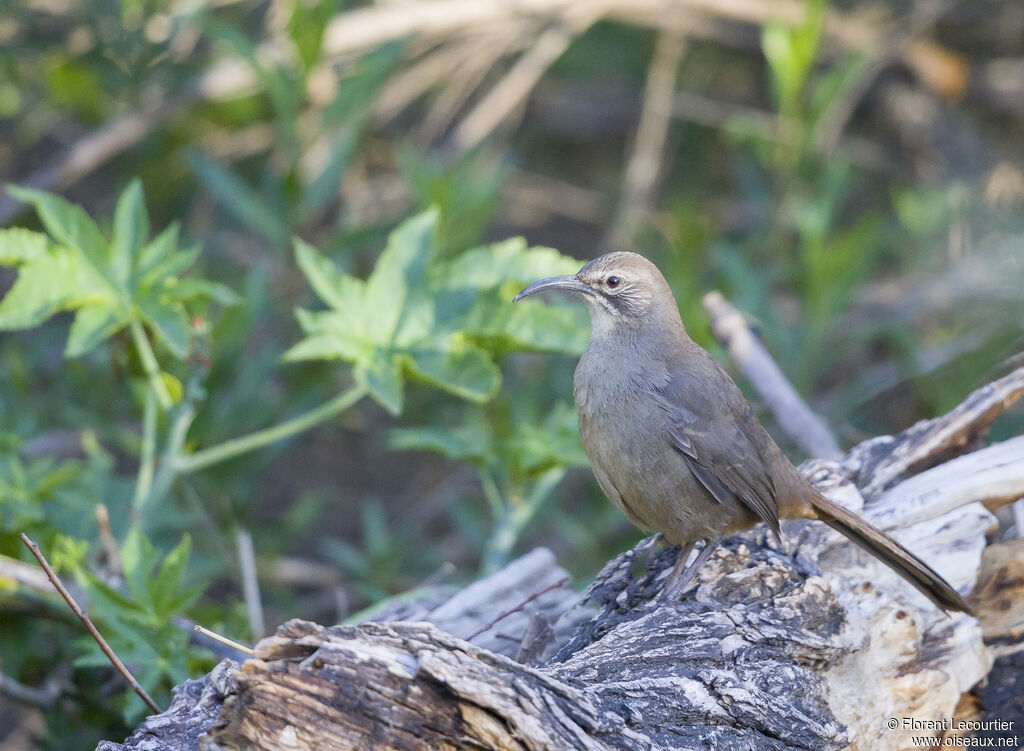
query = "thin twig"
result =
(193, 624, 255, 657)
(702, 291, 842, 459)
(466, 576, 570, 641)
(19, 533, 162, 715)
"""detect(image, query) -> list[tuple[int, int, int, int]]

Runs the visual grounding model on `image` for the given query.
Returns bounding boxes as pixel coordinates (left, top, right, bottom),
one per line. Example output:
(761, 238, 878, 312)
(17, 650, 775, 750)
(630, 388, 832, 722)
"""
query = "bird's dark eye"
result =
(606, 276, 621, 288)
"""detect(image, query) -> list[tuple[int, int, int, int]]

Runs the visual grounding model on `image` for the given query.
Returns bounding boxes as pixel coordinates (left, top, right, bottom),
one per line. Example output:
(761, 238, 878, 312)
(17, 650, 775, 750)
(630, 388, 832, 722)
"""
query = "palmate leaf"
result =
(287, 211, 589, 416)
(287, 210, 498, 414)
(72, 527, 202, 722)
(0, 182, 237, 360)
(0, 232, 110, 330)
(437, 239, 590, 354)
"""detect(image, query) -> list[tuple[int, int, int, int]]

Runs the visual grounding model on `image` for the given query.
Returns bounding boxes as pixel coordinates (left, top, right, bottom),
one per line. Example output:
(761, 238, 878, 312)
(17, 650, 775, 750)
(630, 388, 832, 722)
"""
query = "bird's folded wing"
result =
(655, 368, 781, 539)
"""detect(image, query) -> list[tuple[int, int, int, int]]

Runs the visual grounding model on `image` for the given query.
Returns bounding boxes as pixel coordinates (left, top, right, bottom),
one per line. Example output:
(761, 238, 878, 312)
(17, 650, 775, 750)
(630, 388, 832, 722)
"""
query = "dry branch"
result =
(702, 290, 843, 459)
(842, 366, 1024, 499)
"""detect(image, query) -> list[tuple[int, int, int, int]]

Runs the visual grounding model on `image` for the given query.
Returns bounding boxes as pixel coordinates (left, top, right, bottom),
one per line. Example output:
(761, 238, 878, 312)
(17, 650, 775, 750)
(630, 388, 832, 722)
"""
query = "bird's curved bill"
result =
(513, 275, 593, 302)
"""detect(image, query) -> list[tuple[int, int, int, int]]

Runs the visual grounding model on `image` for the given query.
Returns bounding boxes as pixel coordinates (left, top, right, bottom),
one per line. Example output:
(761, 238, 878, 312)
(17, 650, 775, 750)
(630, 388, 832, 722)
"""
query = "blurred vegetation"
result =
(1, 0, 1023, 746)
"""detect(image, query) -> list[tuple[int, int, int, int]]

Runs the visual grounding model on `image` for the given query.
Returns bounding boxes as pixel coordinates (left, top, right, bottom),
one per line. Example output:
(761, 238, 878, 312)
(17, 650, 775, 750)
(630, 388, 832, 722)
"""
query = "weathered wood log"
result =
(97, 369, 1024, 751)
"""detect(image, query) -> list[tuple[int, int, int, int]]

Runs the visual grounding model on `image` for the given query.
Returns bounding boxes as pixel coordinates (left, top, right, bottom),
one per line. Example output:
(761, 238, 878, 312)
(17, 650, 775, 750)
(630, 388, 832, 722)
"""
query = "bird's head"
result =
(514, 251, 680, 334)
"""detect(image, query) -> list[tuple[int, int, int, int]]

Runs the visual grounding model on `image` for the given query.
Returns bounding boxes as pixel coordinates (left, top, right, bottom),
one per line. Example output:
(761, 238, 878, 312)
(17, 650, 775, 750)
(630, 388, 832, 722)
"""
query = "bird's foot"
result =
(657, 541, 717, 603)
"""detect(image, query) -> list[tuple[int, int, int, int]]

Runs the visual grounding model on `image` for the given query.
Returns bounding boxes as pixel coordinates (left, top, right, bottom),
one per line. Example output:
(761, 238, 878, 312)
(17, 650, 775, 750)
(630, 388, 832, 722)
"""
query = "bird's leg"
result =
(660, 541, 716, 601)
(659, 541, 696, 596)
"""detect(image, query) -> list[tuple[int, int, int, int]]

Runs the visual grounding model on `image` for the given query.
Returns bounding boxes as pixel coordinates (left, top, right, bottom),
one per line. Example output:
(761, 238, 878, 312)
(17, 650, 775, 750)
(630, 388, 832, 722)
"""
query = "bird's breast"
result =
(574, 352, 680, 526)
(572, 343, 728, 543)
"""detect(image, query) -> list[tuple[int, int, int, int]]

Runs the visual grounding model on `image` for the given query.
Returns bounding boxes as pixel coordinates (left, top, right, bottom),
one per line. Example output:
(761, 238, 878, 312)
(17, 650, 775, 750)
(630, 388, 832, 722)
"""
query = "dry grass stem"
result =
(193, 624, 255, 657)
(611, 30, 687, 245)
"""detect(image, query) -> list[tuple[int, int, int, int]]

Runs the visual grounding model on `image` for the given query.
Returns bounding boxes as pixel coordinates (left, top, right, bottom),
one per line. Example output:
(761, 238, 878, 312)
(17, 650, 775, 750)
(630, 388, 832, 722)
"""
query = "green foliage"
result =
(319, 498, 435, 602)
(188, 27, 404, 250)
(0, 171, 596, 739)
(71, 528, 207, 722)
(0, 431, 118, 551)
(0, 454, 81, 533)
(762, 0, 826, 123)
(398, 147, 506, 257)
(287, 211, 587, 414)
(2, 2, 1020, 746)
(392, 400, 590, 572)
(1, 182, 237, 361)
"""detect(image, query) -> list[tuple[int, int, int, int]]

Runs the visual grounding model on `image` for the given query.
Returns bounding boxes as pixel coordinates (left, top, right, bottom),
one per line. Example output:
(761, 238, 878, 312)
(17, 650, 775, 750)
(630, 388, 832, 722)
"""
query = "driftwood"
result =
(97, 368, 1024, 751)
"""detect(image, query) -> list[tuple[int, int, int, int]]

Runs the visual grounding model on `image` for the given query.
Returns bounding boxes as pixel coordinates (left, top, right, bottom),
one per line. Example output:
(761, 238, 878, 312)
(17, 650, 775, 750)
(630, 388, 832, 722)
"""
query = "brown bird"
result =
(514, 251, 971, 613)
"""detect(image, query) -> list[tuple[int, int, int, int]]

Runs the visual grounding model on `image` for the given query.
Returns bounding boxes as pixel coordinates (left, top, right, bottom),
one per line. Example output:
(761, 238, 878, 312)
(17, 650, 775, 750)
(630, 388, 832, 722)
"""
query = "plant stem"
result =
(138, 403, 195, 517)
(129, 319, 173, 411)
(131, 389, 157, 511)
(173, 384, 367, 474)
(478, 467, 504, 519)
(482, 465, 566, 574)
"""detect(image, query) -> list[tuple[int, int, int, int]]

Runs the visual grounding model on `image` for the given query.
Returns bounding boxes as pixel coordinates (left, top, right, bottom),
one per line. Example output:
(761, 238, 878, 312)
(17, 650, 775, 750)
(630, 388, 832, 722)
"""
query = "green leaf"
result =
(138, 241, 200, 293)
(1, 189, 230, 367)
(135, 223, 180, 281)
(78, 573, 140, 619)
(7, 186, 111, 279)
(288, 0, 340, 70)
(112, 180, 149, 288)
(462, 296, 589, 355)
(293, 238, 364, 314)
(120, 525, 157, 605)
(438, 239, 589, 354)
(284, 308, 375, 363)
(0, 244, 105, 329)
(162, 278, 241, 306)
(389, 424, 490, 464)
(356, 355, 403, 415)
(406, 341, 500, 403)
(442, 239, 582, 289)
(0, 228, 49, 264)
(507, 403, 590, 473)
(150, 534, 192, 620)
(137, 294, 190, 359)
(288, 212, 590, 417)
(362, 209, 437, 343)
(761, 0, 826, 114)
(188, 151, 289, 248)
(66, 306, 126, 358)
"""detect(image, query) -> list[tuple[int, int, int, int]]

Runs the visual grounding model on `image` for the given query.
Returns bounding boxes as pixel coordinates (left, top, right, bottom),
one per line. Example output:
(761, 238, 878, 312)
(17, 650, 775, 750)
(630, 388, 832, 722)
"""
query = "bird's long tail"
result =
(809, 493, 973, 615)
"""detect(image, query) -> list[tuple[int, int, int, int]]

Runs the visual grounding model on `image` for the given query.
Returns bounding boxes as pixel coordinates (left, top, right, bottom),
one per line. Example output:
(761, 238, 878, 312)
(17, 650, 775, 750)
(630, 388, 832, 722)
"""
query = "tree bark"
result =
(97, 368, 1024, 751)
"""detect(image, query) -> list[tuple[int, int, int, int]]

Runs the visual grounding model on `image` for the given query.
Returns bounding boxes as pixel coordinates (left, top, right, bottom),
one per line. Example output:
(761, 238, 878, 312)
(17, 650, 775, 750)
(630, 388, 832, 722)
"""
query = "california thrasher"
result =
(514, 251, 970, 613)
